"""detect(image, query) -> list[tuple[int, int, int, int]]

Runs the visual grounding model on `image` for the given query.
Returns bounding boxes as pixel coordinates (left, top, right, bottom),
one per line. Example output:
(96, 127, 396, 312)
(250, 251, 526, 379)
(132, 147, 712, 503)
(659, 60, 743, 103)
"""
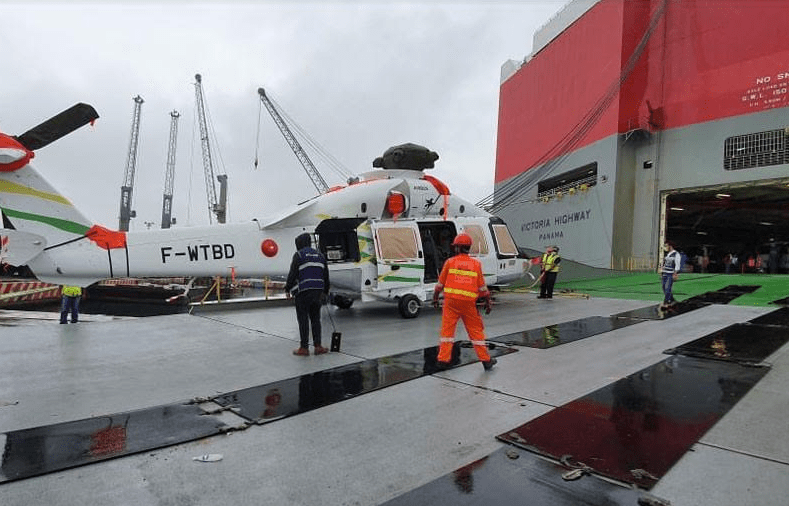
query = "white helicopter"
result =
(0, 103, 532, 318)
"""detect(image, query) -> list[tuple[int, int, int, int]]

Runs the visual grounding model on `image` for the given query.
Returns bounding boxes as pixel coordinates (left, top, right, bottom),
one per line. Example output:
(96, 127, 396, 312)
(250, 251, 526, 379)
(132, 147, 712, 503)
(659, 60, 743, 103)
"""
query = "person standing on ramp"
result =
(660, 241, 681, 308)
(285, 233, 330, 356)
(538, 245, 561, 299)
(59, 284, 82, 324)
(432, 233, 496, 370)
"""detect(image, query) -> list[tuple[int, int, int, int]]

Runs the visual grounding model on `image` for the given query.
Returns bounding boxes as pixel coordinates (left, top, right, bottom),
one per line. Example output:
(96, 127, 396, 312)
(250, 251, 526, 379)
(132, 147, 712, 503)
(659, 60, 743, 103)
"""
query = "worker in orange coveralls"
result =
(432, 233, 496, 371)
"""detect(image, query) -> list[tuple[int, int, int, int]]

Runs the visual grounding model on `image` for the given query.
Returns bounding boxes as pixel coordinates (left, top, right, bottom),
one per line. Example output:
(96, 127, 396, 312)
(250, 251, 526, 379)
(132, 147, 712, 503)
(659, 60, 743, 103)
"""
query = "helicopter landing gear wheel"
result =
(398, 294, 421, 319)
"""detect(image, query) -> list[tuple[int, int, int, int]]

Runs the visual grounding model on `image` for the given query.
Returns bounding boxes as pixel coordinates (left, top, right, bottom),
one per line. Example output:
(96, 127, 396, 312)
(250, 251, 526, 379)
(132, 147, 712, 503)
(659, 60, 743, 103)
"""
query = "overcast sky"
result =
(1, 1, 567, 230)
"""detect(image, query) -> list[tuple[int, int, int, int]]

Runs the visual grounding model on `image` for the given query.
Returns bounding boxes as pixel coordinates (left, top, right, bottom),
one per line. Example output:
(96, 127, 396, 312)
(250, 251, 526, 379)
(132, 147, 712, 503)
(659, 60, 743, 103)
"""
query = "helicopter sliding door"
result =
(370, 220, 424, 292)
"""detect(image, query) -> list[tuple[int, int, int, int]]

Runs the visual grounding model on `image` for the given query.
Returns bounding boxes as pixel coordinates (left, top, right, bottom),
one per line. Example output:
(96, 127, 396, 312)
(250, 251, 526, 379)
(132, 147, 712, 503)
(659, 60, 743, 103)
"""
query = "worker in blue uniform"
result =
(285, 233, 330, 356)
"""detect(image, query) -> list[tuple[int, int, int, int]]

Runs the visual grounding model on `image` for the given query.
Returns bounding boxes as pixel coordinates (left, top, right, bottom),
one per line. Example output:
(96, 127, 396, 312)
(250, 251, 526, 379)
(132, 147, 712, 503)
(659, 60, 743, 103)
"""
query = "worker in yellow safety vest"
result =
(432, 233, 496, 371)
(60, 285, 82, 324)
(537, 246, 561, 299)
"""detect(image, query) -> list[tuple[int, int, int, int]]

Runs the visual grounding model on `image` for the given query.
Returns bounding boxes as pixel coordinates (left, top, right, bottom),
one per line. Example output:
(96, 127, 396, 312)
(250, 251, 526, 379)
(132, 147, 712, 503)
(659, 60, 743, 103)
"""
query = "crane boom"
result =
(118, 95, 144, 232)
(194, 73, 227, 224)
(257, 87, 329, 194)
(161, 110, 180, 229)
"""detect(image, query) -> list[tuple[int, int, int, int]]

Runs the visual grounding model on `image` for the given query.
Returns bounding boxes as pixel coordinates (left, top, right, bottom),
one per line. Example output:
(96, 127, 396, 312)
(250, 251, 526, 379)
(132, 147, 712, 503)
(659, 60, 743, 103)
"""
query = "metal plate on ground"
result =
(489, 316, 642, 348)
(664, 323, 789, 364)
(380, 446, 647, 506)
(497, 355, 769, 489)
(0, 403, 228, 483)
(211, 345, 518, 423)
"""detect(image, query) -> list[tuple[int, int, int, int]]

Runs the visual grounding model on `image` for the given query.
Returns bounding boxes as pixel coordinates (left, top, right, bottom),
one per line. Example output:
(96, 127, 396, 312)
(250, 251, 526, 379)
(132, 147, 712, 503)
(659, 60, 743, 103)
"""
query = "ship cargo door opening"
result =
(663, 179, 789, 273)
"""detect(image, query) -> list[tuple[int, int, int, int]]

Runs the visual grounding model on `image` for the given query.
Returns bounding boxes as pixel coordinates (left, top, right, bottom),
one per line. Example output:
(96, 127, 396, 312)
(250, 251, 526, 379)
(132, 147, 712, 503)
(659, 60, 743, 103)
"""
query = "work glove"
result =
(432, 288, 441, 309)
(479, 291, 492, 315)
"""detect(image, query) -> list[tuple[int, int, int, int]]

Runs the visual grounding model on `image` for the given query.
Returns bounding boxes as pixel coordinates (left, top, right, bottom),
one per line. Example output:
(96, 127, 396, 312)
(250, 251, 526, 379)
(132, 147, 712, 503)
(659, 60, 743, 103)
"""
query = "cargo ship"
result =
(491, 0, 789, 272)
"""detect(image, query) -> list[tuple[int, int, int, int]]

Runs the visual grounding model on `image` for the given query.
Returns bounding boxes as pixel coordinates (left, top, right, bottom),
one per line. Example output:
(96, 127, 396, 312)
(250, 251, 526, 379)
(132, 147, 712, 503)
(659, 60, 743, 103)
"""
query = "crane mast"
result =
(161, 110, 180, 229)
(194, 73, 227, 224)
(118, 95, 144, 232)
(257, 87, 329, 194)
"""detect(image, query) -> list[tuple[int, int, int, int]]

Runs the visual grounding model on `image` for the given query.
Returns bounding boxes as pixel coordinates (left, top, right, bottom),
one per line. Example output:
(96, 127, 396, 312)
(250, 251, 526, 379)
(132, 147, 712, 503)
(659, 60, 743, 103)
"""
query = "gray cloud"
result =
(1, 1, 565, 230)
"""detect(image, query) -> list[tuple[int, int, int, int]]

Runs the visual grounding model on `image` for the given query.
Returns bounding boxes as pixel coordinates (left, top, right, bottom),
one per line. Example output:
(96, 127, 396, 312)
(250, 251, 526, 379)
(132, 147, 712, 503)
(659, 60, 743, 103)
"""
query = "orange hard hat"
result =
(452, 233, 473, 247)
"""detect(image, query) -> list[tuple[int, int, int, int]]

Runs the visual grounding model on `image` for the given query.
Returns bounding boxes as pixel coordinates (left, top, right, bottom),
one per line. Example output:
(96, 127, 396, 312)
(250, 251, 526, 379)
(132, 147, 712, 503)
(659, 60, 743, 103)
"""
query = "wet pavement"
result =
(0, 291, 787, 505)
(383, 288, 783, 502)
(0, 344, 516, 483)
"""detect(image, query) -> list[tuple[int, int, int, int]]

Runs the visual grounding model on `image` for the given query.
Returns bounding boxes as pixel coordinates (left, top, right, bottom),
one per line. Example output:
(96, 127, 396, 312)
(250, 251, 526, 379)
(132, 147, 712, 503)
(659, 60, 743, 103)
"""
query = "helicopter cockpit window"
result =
(492, 224, 518, 256)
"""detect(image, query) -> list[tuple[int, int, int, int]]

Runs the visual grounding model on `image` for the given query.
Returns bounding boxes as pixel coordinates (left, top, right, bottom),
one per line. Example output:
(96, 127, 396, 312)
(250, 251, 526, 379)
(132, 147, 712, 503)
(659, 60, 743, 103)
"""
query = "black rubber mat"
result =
(379, 446, 651, 506)
(613, 300, 710, 320)
(211, 344, 517, 423)
(0, 403, 228, 483)
(496, 355, 769, 489)
(664, 323, 789, 364)
(613, 285, 761, 321)
(770, 296, 789, 306)
(749, 306, 789, 327)
(682, 285, 760, 304)
(489, 316, 642, 348)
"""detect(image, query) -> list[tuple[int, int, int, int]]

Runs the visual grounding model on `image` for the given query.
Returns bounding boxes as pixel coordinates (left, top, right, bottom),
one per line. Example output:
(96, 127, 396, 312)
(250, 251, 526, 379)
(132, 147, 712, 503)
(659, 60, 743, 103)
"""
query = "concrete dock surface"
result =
(1, 292, 787, 505)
